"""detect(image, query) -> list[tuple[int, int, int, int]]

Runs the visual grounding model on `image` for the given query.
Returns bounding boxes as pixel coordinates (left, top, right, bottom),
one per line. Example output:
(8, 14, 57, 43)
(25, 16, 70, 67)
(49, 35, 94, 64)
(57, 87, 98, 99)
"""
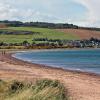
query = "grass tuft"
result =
(0, 79, 68, 100)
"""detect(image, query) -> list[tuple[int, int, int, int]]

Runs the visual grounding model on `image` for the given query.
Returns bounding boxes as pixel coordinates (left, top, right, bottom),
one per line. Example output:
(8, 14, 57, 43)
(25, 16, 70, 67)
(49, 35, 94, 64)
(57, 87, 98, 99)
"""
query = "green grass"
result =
(0, 79, 68, 100)
(0, 34, 33, 43)
(0, 27, 78, 43)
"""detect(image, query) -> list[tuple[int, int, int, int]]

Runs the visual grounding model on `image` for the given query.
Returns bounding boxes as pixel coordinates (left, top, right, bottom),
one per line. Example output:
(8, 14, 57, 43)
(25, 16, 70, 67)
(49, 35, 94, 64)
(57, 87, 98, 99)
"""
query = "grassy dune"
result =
(0, 79, 68, 100)
(0, 27, 78, 43)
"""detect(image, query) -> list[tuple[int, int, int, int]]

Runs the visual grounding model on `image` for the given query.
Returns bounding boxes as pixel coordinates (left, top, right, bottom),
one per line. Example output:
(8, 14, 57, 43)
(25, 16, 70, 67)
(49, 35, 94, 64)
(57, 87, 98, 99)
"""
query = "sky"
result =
(0, 0, 99, 27)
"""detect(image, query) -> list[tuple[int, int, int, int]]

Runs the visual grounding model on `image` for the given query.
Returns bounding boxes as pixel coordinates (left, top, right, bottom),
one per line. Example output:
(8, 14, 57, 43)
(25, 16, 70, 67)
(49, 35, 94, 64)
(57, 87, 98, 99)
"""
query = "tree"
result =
(22, 40, 29, 46)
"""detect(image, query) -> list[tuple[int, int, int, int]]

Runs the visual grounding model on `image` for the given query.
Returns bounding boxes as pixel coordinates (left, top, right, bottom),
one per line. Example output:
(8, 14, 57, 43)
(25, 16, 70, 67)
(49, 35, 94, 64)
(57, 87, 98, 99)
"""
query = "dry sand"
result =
(0, 52, 100, 100)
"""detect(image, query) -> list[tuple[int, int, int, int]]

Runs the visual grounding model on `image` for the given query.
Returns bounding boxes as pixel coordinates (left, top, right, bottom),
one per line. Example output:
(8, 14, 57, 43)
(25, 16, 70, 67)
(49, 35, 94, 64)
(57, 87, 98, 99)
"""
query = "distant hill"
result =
(0, 20, 100, 31)
(0, 20, 78, 29)
(0, 20, 100, 42)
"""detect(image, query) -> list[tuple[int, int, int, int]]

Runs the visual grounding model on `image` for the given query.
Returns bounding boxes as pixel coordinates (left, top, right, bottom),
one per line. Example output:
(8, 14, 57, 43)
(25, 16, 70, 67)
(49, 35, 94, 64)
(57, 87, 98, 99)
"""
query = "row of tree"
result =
(0, 20, 78, 29)
(0, 20, 100, 31)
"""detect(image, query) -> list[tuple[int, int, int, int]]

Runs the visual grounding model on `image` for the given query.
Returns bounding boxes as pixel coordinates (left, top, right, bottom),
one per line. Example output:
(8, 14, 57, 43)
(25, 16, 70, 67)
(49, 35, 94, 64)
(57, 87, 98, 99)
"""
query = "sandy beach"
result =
(0, 52, 100, 100)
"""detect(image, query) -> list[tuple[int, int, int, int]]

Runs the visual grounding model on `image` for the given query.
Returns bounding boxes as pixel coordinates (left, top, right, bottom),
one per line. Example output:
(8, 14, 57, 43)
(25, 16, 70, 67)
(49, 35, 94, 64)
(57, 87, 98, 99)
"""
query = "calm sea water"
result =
(13, 49, 100, 74)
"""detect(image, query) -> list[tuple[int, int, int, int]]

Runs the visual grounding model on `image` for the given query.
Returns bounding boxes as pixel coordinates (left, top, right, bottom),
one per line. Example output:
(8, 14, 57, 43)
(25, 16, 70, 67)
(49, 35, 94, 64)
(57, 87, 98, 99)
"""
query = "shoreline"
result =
(0, 51, 100, 100)
(13, 49, 100, 77)
(1, 47, 100, 53)
(3, 51, 100, 78)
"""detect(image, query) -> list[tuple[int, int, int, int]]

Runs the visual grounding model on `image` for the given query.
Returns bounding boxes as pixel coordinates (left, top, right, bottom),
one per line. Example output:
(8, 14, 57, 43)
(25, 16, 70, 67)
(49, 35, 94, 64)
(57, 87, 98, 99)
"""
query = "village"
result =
(0, 37, 100, 49)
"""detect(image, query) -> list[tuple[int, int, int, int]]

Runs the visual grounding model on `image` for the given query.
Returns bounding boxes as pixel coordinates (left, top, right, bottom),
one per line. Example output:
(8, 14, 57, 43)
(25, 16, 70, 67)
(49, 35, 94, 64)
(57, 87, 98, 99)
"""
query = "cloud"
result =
(0, 0, 99, 27)
(0, 1, 62, 22)
(0, 3, 16, 20)
(74, 0, 100, 27)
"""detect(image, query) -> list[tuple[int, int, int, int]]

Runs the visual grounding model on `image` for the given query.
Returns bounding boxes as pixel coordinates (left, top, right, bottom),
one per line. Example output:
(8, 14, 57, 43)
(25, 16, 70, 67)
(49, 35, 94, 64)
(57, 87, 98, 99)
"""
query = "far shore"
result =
(0, 50, 100, 100)
(1, 47, 100, 51)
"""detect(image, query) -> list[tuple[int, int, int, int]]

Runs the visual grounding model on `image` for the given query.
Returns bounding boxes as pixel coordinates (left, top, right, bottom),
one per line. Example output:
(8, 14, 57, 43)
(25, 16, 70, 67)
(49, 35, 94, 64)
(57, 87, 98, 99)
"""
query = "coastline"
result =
(12, 49, 100, 76)
(2, 51, 100, 77)
(0, 51, 100, 100)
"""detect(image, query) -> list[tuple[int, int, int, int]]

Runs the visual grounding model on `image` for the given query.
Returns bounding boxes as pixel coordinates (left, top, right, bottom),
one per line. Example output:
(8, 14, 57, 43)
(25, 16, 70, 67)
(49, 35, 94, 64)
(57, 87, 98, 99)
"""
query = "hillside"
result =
(1, 27, 100, 44)
(0, 27, 78, 43)
(56, 29, 100, 39)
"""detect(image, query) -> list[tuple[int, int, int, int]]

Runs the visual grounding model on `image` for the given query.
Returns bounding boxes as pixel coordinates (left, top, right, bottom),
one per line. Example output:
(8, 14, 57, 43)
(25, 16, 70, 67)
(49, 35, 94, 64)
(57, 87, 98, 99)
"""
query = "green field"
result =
(0, 27, 78, 43)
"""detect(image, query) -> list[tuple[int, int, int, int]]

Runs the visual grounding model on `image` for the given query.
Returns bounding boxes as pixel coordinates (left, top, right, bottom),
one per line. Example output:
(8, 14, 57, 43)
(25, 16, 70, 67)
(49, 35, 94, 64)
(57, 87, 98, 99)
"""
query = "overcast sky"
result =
(0, 0, 99, 27)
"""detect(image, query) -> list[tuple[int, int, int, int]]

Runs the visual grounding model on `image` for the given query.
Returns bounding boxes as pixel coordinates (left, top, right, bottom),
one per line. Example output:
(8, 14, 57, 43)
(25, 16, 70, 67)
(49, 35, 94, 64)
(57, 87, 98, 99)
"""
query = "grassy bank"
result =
(0, 79, 68, 100)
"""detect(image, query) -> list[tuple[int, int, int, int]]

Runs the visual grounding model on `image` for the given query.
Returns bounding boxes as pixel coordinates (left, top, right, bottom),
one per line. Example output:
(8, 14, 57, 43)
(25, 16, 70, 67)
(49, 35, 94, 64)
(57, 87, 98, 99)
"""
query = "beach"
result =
(0, 52, 100, 100)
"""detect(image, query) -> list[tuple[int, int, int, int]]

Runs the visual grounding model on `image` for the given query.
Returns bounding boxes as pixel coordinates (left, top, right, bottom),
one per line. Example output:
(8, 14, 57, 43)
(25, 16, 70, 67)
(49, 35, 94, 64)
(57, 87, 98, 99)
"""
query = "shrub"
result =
(0, 79, 68, 100)
(9, 81, 24, 93)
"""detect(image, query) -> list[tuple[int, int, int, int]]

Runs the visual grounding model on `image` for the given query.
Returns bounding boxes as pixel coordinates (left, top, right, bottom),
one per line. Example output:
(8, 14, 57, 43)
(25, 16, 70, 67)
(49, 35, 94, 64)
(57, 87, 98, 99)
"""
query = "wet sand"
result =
(0, 52, 100, 100)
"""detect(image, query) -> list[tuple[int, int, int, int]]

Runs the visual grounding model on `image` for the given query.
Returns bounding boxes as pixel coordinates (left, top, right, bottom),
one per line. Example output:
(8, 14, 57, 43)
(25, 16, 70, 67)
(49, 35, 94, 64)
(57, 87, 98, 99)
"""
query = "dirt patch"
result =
(56, 29, 100, 39)
(0, 23, 7, 28)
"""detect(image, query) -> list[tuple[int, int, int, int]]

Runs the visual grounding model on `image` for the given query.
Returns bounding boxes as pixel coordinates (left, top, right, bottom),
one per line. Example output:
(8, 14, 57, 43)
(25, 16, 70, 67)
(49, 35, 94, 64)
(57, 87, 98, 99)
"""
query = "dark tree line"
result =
(0, 20, 78, 29)
(0, 20, 100, 31)
(0, 30, 41, 35)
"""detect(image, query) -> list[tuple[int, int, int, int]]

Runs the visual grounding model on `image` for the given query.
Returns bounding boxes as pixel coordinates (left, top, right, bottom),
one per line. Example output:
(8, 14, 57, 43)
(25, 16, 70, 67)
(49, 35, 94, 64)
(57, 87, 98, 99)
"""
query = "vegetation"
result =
(0, 27, 78, 44)
(0, 35, 100, 49)
(0, 79, 68, 100)
(1, 20, 100, 31)
(0, 20, 78, 29)
(9, 27, 78, 40)
(0, 21, 100, 49)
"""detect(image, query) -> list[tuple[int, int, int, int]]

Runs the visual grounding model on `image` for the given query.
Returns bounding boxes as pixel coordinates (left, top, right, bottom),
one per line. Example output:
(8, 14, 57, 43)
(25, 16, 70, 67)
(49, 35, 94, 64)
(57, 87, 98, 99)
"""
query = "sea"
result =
(13, 49, 100, 74)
